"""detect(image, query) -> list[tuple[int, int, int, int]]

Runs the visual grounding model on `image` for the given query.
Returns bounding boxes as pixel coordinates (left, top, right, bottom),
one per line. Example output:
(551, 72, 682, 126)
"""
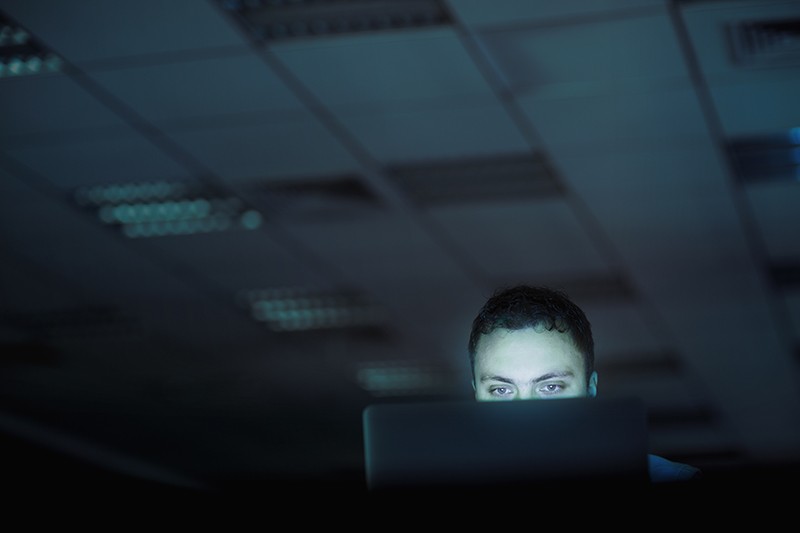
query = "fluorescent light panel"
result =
(0, 12, 63, 78)
(74, 181, 262, 238)
(221, 0, 452, 43)
(242, 287, 386, 332)
(356, 359, 449, 397)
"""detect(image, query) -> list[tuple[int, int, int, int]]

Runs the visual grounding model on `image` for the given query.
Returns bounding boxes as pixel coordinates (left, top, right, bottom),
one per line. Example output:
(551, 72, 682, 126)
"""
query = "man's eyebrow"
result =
(532, 371, 575, 384)
(480, 370, 575, 385)
(479, 375, 514, 384)
(479, 371, 575, 385)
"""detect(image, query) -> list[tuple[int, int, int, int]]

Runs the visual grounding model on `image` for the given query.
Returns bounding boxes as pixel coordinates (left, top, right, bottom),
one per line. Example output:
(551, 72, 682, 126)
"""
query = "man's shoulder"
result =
(648, 454, 702, 482)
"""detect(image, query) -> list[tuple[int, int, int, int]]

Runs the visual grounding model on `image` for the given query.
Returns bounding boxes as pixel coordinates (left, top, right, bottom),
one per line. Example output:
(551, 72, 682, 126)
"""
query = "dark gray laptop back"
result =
(362, 396, 649, 492)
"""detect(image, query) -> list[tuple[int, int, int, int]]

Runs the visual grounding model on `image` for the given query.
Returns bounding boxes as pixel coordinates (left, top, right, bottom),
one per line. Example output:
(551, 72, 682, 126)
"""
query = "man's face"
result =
(473, 326, 598, 401)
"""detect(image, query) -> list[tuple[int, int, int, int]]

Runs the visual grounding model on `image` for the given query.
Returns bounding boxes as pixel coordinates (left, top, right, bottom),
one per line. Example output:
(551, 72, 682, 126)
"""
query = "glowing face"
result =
(473, 327, 597, 401)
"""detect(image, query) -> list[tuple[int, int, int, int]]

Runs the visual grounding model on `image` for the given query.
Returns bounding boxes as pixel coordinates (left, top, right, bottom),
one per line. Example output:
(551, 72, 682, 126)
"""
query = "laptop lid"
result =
(362, 396, 649, 492)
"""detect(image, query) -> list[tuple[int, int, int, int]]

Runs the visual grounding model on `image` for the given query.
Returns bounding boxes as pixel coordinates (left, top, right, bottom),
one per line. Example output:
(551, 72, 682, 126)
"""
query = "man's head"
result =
(468, 285, 597, 401)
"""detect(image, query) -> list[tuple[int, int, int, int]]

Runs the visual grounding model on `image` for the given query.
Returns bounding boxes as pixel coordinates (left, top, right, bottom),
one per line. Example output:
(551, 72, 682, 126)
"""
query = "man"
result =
(468, 284, 701, 483)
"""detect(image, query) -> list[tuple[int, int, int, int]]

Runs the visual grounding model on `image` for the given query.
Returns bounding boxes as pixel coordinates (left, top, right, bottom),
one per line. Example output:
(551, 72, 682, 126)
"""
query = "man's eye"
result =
(539, 383, 564, 395)
(490, 386, 511, 396)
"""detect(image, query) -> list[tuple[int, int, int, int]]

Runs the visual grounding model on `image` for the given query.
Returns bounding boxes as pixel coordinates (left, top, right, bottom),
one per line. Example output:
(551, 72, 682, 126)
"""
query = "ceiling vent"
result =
(769, 261, 800, 289)
(386, 152, 564, 207)
(727, 128, 800, 184)
(220, 0, 452, 43)
(254, 174, 383, 220)
(728, 18, 800, 67)
(550, 274, 636, 303)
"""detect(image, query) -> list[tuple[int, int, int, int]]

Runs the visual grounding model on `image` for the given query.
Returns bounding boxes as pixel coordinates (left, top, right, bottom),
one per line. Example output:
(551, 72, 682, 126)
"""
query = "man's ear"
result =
(587, 371, 598, 397)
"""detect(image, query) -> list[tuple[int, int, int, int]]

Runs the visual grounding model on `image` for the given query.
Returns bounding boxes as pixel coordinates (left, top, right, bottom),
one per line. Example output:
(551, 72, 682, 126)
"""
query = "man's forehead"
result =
(475, 327, 584, 369)
(477, 326, 577, 351)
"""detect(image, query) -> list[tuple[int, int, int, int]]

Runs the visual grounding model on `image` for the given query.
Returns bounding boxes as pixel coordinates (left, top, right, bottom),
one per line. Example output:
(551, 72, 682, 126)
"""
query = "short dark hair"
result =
(468, 285, 595, 382)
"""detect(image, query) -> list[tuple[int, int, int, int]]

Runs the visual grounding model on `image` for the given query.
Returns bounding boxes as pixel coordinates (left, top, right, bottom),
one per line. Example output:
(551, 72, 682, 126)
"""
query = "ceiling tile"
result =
(2, 129, 192, 189)
(429, 197, 614, 281)
(516, 84, 708, 151)
(272, 27, 495, 107)
(745, 181, 800, 259)
(0, 0, 248, 63)
(0, 73, 127, 139)
(547, 144, 730, 199)
(163, 113, 359, 181)
(142, 228, 330, 293)
(709, 78, 800, 137)
(282, 212, 474, 290)
(86, 51, 305, 123)
(580, 300, 669, 359)
(479, 10, 687, 94)
(336, 98, 530, 163)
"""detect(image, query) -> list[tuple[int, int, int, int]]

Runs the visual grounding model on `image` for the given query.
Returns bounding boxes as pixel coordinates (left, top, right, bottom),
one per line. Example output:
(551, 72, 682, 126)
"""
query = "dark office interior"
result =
(1, 0, 799, 513)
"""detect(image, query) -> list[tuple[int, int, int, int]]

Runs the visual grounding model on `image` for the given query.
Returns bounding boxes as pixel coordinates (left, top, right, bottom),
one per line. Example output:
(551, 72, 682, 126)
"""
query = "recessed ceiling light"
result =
(0, 11, 63, 78)
(74, 181, 261, 238)
(240, 286, 387, 332)
(355, 359, 450, 397)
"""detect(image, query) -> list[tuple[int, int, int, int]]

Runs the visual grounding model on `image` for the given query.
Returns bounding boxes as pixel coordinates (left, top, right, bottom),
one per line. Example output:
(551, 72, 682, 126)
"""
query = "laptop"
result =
(362, 396, 649, 492)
